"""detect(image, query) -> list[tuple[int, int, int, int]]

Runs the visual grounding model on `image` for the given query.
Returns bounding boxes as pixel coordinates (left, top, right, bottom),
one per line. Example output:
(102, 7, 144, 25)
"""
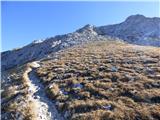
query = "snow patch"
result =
(32, 39, 44, 44)
(52, 40, 61, 48)
(30, 61, 41, 68)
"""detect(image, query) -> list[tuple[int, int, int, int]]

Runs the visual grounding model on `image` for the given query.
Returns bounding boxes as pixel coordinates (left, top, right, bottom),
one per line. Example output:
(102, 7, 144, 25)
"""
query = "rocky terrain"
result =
(1, 15, 160, 120)
(1, 25, 104, 70)
(95, 14, 160, 46)
(2, 15, 160, 71)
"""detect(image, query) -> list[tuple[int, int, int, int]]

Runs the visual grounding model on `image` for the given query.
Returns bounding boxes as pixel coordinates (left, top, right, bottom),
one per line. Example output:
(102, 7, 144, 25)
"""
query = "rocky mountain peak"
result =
(96, 14, 160, 46)
(125, 14, 146, 22)
(76, 24, 96, 34)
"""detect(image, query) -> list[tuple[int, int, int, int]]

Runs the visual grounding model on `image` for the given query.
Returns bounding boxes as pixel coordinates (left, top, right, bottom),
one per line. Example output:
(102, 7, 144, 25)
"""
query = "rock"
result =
(145, 67, 154, 74)
(124, 74, 134, 81)
(73, 83, 83, 89)
(98, 66, 107, 71)
(102, 105, 113, 110)
(30, 61, 41, 68)
(111, 66, 118, 72)
(108, 88, 114, 91)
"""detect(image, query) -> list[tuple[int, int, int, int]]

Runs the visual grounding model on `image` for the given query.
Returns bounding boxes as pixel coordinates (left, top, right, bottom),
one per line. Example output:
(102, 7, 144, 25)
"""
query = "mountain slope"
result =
(2, 15, 160, 71)
(35, 41, 160, 120)
(95, 14, 160, 46)
(2, 40, 160, 120)
(1, 25, 106, 70)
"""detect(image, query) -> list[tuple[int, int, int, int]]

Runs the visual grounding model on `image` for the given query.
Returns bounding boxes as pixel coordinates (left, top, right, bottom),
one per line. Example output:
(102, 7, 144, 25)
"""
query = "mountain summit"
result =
(95, 14, 160, 45)
(2, 15, 160, 70)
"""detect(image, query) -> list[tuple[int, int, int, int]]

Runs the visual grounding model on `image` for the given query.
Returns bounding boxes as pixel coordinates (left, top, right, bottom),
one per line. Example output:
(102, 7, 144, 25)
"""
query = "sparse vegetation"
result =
(46, 83, 60, 99)
(2, 41, 160, 120)
(36, 41, 160, 120)
(1, 65, 37, 120)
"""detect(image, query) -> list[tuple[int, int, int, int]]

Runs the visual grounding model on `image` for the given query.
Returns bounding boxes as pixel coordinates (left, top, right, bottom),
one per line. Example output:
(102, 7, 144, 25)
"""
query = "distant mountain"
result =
(2, 14, 160, 70)
(95, 14, 160, 46)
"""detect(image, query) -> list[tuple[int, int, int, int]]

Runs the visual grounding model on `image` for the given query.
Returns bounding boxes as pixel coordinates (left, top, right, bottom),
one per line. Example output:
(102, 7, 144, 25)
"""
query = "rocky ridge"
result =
(2, 15, 160, 71)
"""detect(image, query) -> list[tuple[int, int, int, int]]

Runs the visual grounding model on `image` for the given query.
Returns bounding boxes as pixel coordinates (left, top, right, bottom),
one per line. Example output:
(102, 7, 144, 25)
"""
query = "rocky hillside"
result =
(2, 15, 160, 71)
(95, 14, 160, 46)
(1, 25, 106, 70)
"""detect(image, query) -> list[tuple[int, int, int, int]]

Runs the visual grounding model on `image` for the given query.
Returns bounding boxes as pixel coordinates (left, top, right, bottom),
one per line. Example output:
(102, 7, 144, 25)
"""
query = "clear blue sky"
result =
(1, 1, 159, 51)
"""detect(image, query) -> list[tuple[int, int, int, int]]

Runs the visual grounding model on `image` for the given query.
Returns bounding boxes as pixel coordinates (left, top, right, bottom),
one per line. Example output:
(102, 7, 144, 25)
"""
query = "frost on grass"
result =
(36, 41, 160, 120)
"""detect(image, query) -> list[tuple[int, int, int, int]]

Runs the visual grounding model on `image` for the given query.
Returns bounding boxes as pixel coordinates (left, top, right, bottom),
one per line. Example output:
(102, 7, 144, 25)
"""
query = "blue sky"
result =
(1, 1, 159, 51)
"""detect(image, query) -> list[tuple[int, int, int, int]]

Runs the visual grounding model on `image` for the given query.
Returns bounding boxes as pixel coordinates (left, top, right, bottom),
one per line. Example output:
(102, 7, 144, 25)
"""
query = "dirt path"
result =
(24, 61, 64, 120)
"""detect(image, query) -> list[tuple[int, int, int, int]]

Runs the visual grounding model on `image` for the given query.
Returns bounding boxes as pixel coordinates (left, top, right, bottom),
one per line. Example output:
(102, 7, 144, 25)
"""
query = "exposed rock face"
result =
(1, 26, 104, 70)
(95, 14, 160, 46)
(2, 15, 160, 71)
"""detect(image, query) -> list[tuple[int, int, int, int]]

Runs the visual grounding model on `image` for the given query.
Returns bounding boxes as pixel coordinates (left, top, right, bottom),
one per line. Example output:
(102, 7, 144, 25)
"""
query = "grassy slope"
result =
(2, 40, 160, 120)
(36, 41, 160, 120)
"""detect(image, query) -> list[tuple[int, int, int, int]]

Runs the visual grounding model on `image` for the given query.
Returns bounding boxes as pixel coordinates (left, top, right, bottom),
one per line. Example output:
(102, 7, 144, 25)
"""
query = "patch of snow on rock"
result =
(52, 40, 61, 48)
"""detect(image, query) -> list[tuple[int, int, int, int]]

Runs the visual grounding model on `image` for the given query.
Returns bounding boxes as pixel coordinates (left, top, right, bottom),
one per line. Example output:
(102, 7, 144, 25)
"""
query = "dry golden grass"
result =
(36, 41, 160, 120)
(46, 83, 60, 99)
(2, 41, 160, 120)
(1, 64, 37, 120)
